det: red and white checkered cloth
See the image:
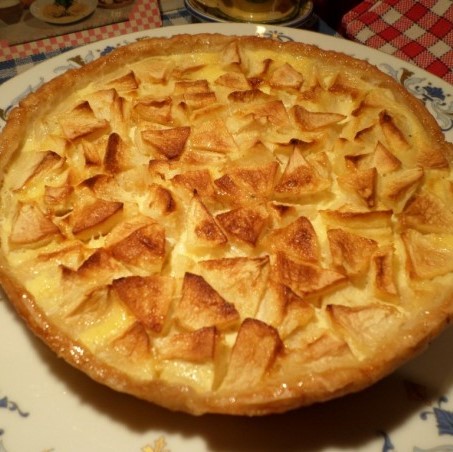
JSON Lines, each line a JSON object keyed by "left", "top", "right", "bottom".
{"left": 341, "top": 0, "right": 453, "bottom": 84}
{"left": 0, "top": 0, "right": 162, "bottom": 62}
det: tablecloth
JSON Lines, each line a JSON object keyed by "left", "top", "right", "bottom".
{"left": 341, "top": 0, "right": 453, "bottom": 84}
{"left": 0, "top": 0, "right": 162, "bottom": 61}
{"left": 0, "top": 6, "right": 191, "bottom": 84}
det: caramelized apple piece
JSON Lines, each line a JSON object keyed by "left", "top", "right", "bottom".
{"left": 105, "top": 71, "right": 139, "bottom": 91}
{"left": 327, "top": 228, "right": 378, "bottom": 277}
{"left": 61, "top": 249, "right": 126, "bottom": 290}
{"left": 321, "top": 209, "right": 392, "bottom": 229}
{"left": 292, "top": 105, "right": 346, "bottom": 130}
{"left": 186, "top": 192, "right": 227, "bottom": 248}
{"left": 259, "top": 279, "right": 315, "bottom": 338}
{"left": 198, "top": 256, "right": 270, "bottom": 319}
{"left": 190, "top": 119, "right": 238, "bottom": 154}
{"left": 133, "top": 97, "right": 173, "bottom": 125}
{"left": 176, "top": 273, "right": 240, "bottom": 331}
{"left": 172, "top": 169, "right": 216, "bottom": 199}
{"left": 328, "top": 303, "right": 402, "bottom": 359}
{"left": 19, "top": 151, "right": 64, "bottom": 190}
{"left": 173, "top": 79, "right": 210, "bottom": 95}
{"left": 220, "top": 318, "right": 283, "bottom": 391}
{"left": 72, "top": 199, "right": 123, "bottom": 239}
{"left": 216, "top": 204, "right": 268, "bottom": 246}
{"left": 266, "top": 216, "right": 320, "bottom": 263}
{"left": 183, "top": 92, "right": 217, "bottom": 110}
{"left": 10, "top": 203, "right": 60, "bottom": 245}
{"left": 275, "top": 147, "right": 330, "bottom": 198}
{"left": 373, "top": 141, "right": 402, "bottom": 174}
{"left": 337, "top": 167, "right": 377, "bottom": 208}
{"left": 111, "top": 322, "right": 151, "bottom": 361}
{"left": 275, "top": 253, "right": 347, "bottom": 299}
{"left": 109, "top": 222, "right": 166, "bottom": 274}
{"left": 381, "top": 167, "right": 423, "bottom": 211}
{"left": 141, "top": 127, "right": 190, "bottom": 159}
{"left": 399, "top": 193, "right": 453, "bottom": 233}
{"left": 402, "top": 229, "right": 453, "bottom": 279}
{"left": 155, "top": 326, "right": 218, "bottom": 363}
{"left": 112, "top": 275, "right": 174, "bottom": 333}
{"left": 371, "top": 246, "right": 398, "bottom": 300}
{"left": 214, "top": 162, "right": 278, "bottom": 204}
{"left": 60, "top": 101, "right": 108, "bottom": 140}
{"left": 215, "top": 72, "right": 250, "bottom": 90}
{"left": 379, "top": 111, "right": 409, "bottom": 152}
{"left": 269, "top": 63, "right": 304, "bottom": 89}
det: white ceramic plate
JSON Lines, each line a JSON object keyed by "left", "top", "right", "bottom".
{"left": 30, "top": 0, "right": 97, "bottom": 24}
{"left": 1, "top": 23, "right": 453, "bottom": 452}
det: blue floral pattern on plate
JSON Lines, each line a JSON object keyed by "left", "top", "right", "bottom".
{"left": 378, "top": 394, "right": 453, "bottom": 451}
{"left": 0, "top": 395, "right": 29, "bottom": 450}
{"left": 380, "top": 63, "right": 453, "bottom": 133}
{"left": 421, "top": 396, "right": 453, "bottom": 437}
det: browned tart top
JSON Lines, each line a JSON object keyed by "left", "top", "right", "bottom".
{"left": 0, "top": 34, "right": 452, "bottom": 415}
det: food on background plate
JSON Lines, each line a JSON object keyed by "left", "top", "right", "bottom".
{"left": 42, "top": 0, "right": 87, "bottom": 18}
{"left": 98, "top": 0, "right": 133, "bottom": 9}
{"left": 0, "top": 34, "right": 452, "bottom": 416}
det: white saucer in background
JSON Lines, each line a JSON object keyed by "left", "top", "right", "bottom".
{"left": 30, "top": 0, "right": 97, "bottom": 24}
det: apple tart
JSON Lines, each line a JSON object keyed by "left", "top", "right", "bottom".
{"left": 0, "top": 34, "right": 452, "bottom": 415}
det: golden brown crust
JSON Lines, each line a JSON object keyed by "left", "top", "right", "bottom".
{"left": 0, "top": 34, "right": 452, "bottom": 416}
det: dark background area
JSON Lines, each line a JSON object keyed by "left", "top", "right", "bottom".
{"left": 313, "top": 0, "right": 364, "bottom": 32}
